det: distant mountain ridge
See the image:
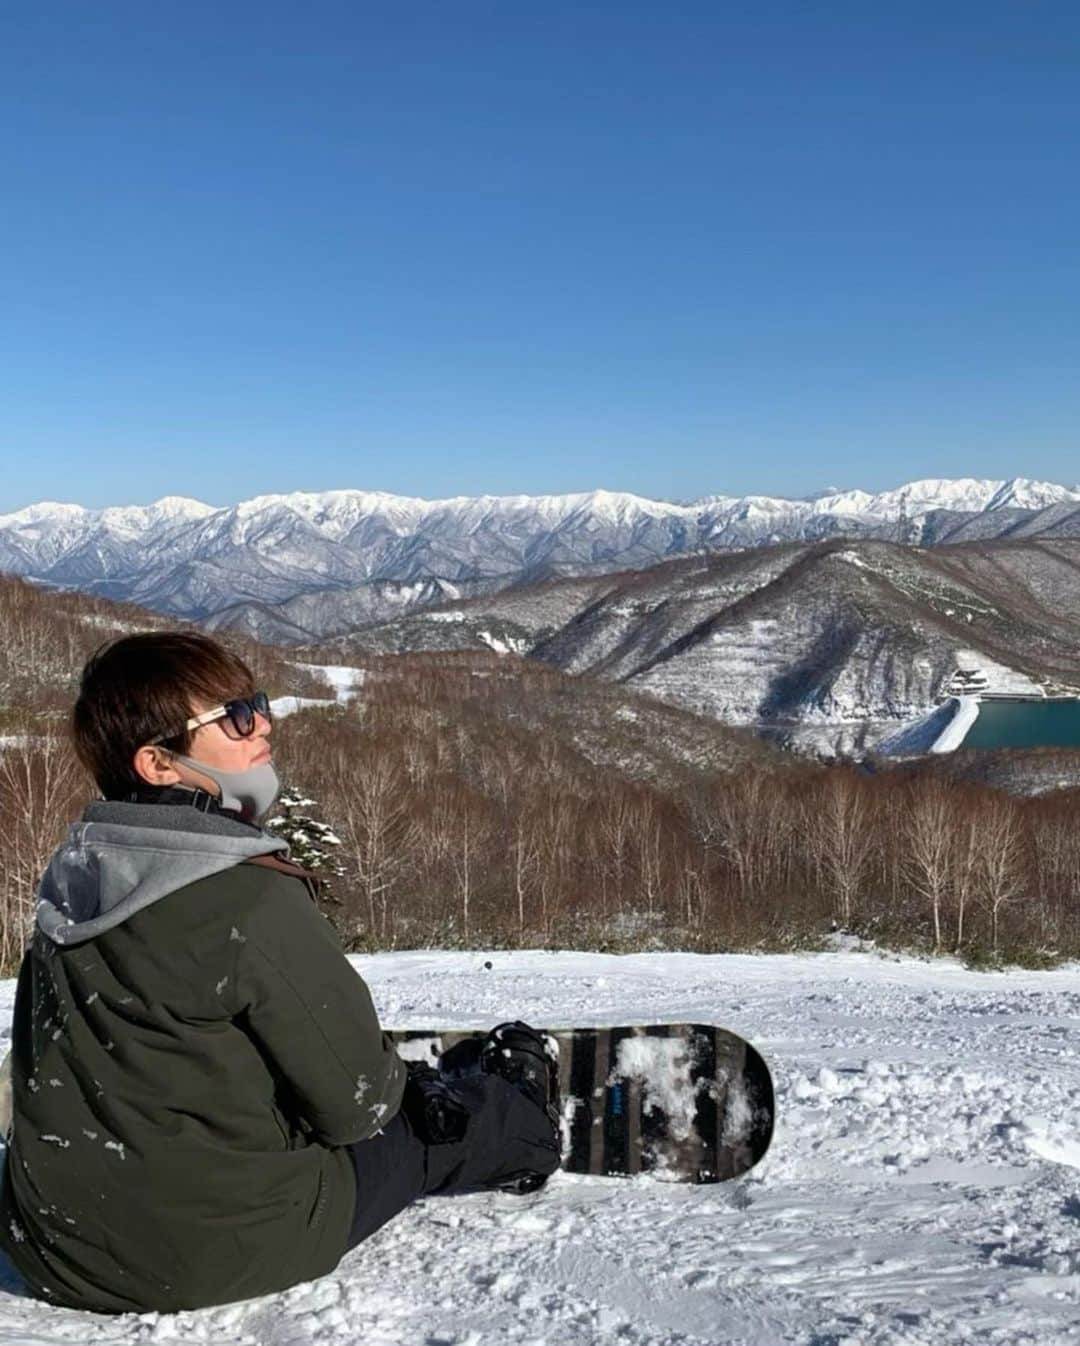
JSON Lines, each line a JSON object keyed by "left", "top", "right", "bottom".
{"left": 3, "top": 477, "right": 1080, "bottom": 641}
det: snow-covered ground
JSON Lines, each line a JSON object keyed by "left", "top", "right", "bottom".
{"left": 951, "top": 651, "right": 1045, "bottom": 700}
{"left": 270, "top": 664, "right": 367, "bottom": 719}
{"left": 1, "top": 947, "right": 1080, "bottom": 1344}
{"left": 268, "top": 695, "right": 337, "bottom": 717}
{"left": 292, "top": 664, "right": 367, "bottom": 700}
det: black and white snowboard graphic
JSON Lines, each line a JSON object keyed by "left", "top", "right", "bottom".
{"left": 390, "top": 1024, "right": 774, "bottom": 1184}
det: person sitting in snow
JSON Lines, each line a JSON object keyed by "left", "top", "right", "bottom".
{"left": 0, "top": 632, "right": 560, "bottom": 1313}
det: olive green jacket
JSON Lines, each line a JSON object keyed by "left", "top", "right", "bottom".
{"left": 0, "top": 798, "right": 406, "bottom": 1313}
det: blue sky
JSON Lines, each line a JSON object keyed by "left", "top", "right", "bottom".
{"left": 2, "top": 1, "right": 1078, "bottom": 511}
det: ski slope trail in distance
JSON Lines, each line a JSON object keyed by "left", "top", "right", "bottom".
{"left": 0, "top": 948, "right": 1079, "bottom": 1345}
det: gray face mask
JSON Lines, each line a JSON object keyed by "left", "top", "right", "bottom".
{"left": 167, "top": 753, "right": 281, "bottom": 824}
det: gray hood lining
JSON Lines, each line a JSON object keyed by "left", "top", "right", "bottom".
{"left": 36, "top": 801, "right": 289, "bottom": 947}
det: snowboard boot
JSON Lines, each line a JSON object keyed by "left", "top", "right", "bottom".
{"left": 480, "top": 1020, "right": 561, "bottom": 1194}
{"left": 401, "top": 1060, "right": 474, "bottom": 1145}
{"left": 437, "top": 1035, "right": 484, "bottom": 1080}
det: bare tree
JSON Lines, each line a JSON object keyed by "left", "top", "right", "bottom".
{"left": 511, "top": 811, "right": 542, "bottom": 937}
{"left": 977, "top": 794, "right": 1026, "bottom": 955}
{"left": 449, "top": 799, "right": 493, "bottom": 944}
{"left": 598, "top": 794, "right": 636, "bottom": 919}
{"left": 634, "top": 796, "right": 664, "bottom": 919}
{"left": 322, "top": 745, "right": 417, "bottom": 945}
{"left": 675, "top": 861, "right": 705, "bottom": 931}
{"left": 902, "top": 778, "right": 953, "bottom": 953}
{"left": 453, "top": 806, "right": 473, "bottom": 942}
{"left": 1029, "top": 801, "right": 1080, "bottom": 949}
{"left": 949, "top": 794, "right": 981, "bottom": 953}
{"left": 711, "top": 773, "right": 788, "bottom": 899}
{"left": 0, "top": 734, "right": 84, "bottom": 970}
{"left": 809, "top": 769, "right": 876, "bottom": 928}
{"left": 534, "top": 793, "right": 574, "bottom": 939}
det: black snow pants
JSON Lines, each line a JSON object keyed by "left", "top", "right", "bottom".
{"left": 345, "top": 1071, "right": 561, "bottom": 1250}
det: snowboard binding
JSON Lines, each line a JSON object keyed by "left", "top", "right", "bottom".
{"left": 464, "top": 1020, "right": 562, "bottom": 1195}
{"left": 480, "top": 1021, "right": 560, "bottom": 1124}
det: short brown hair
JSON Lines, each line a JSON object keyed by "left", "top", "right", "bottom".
{"left": 72, "top": 631, "right": 257, "bottom": 799}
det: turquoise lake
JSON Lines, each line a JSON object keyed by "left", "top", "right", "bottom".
{"left": 961, "top": 699, "right": 1080, "bottom": 749}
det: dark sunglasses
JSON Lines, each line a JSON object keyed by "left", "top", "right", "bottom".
{"left": 150, "top": 691, "right": 272, "bottom": 746}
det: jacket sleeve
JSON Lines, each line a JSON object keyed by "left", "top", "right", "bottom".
{"left": 232, "top": 878, "right": 406, "bottom": 1145}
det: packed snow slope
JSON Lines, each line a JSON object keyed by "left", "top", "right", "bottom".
{"left": 1, "top": 948, "right": 1079, "bottom": 1345}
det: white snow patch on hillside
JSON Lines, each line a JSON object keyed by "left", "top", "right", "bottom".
{"left": 269, "top": 695, "right": 336, "bottom": 718}
{"left": 476, "top": 631, "right": 528, "bottom": 656}
{"left": 292, "top": 663, "right": 366, "bottom": 701}
{"left": 1, "top": 948, "right": 1080, "bottom": 1343}
{"left": 478, "top": 630, "right": 510, "bottom": 654}
{"left": 271, "top": 665, "right": 366, "bottom": 719}
{"left": 953, "top": 651, "right": 1044, "bottom": 698}
{"left": 76, "top": 614, "right": 143, "bottom": 632}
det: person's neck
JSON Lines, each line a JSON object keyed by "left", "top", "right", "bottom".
{"left": 121, "top": 783, "right": 230, "bottom": 815}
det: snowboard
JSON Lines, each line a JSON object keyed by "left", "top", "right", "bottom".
{"left": 390, "top": 1023, "right": 774, "bottom": 1184}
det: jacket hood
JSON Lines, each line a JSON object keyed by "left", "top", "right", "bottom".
{"left": 36, "top": 799, "right": 289, "bottom": 947}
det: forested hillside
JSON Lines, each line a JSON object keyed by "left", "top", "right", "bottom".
{"left": 2, "top": 572, "right": 1080, "bottom": 973}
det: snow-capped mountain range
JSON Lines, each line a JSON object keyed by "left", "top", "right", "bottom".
{"left": 2, "top": 477, "right": 1080, "bottom": 640}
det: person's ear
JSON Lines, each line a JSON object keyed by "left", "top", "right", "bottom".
{"left": 132, "top": 745, "right": 183, "bottom": 788}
